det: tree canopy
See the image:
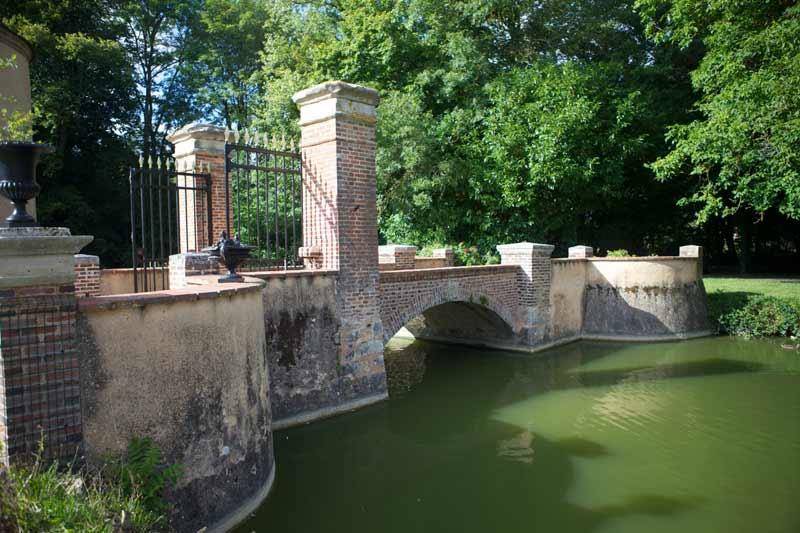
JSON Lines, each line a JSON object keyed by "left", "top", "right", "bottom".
{"left": 1, "top": 0, "right": 797, "bottom": 271}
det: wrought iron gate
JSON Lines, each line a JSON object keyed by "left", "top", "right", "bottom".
{"left": 129, "top": 159, "right": 212, "bottom": 292}
{"left": 225, "top": 132, "right": 303, "bottom": 270}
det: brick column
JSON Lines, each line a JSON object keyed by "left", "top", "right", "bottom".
{"left": 379, "top": 244, "right": 417, "bottom": 270}
{"left": 496, "top": 242, "right": 555, "bottom": 344}
{"left": 73, "top": 254, "right": 100, "bottom": 298}
{"left": 0, "top": 227, "right": 92, "bottom": 465}
{"left": 432, "top": 247, "right": 454, "bottom": 266}
{"left": 167, "top": 123, "right": 230, "bottom": 251}
{"left": 293, "top": 81, "right": 386, "bottom": 390}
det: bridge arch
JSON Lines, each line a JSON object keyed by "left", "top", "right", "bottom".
{"left": 379, "top": 266, "right": 522, "bottom": 343}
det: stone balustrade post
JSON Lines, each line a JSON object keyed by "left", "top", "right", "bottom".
{"left": 293, "top": 81, "right": 387, "bottom": 393}
{"left": 680, "top": 244, "right": 704, "bottom": 277}
{"left": 168, "top": 252, "right": 220, "bottom": 289}
{"left": 167, "top": 123, "right": 231, "bottom": 252}
{"left": 379, "top": 244, "right": 417, "bottom": 270}
{"left": 568, "top": 245, "right": 593, "bottom": 259}
{"left": 496, "top": 242, "right": 555, "bottom": 344}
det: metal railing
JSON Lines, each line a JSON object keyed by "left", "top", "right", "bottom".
{"left": 225, "top": 130, "right": 303, "bottom": 270}
{"left": 129, "top": 158, "right": 212, "bottom": 292}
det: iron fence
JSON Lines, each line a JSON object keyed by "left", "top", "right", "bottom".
{"left": 225, "top": 130, "right": 303, "bottom": 271}
{"left": 129, "top": 158, "right": 212, "bottom": 292}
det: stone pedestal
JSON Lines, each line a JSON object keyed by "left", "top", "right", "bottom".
{"left": 497, "top": 242, "right": 555, "bottom": 344}
{"left": 293, "top": 81, "right": 386, "bottom": 393}
{"left": 0, "top": 227, "right": 92, "bottom": 464}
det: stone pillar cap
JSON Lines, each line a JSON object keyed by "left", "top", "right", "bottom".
{"left": 568, "top": 245, "right": 594, "bottom": 258}
{"left": 379, "top": 244, "right": 417, "bottom": 252}
{"left": 166, "top": 122, "right": 226, "bottom": 144}
{"left": 292, "top": 81, "right": 380, "bottom": 107}
{"left": 496, "top": 242, "right": 555, "bottom": 253}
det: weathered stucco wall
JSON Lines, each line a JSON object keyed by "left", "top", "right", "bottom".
{"left": 582, "top": 257, "right": 709, "bottom": 338}
{"left": 549, "top": 259, "right": 587, "bottom": 340}
{"left": 77, "top": 283, "right": 273, "bottom": 533}
{"left": 256, "top": 271, "right": 385, "bottom": 428}
{"left": 549, "top": 257, "right": 710, "bottom": 341}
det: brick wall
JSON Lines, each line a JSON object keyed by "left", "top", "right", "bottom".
{"left": 379, "top": 265, "right": 521, "bottom": 341}
{"left": 0, "top": 285, "right": 81, "bottom": 464}
{"left": 73, "top": 254, "right": 100, "bottom": 298}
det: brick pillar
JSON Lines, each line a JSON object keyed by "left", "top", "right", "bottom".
{"left": 496, "top": 242, "right": 555, "bottom": 344}
{"left": 0, "top": 227, "right": 92, "bottom": 465}
{"left": 167, "top": 123, "right": 230, "bottom": 251}
{"left": 432, "top": 247, "right": 454, "bottom": 266}
{"left": 379, "top": 245, "right": 417, "bottom": 270}
{"left": 293, "top": 81, "right": 386, "bottom": 391}
{"left": 73, "top": 254, "right": 100, "bottom": 298}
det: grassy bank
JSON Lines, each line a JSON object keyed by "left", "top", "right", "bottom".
{"left": 0, "top": 438, "right": 179, "bottom": 532}
{"left": 704, "top": 276, "right": 800, "bottom": 338}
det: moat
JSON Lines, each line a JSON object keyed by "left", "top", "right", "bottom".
{"left": 240, "top": 337, "right": 800, "bottom": 533}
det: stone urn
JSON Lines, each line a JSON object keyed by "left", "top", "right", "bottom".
{"left": 203, "top": 231, "right": 254, "bottom": 282}
{"left": 0, "top": 142, "right": 53, "bottom": 227}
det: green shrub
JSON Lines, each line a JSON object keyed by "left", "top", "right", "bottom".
{"left": 606, "top": 249, "right": 632, "bottom": 257}
{"left": 5, "top": 438, "right": 180, "bottom": 532}
{"left": 717, "top": 295, "right": 800, "bottom": 338}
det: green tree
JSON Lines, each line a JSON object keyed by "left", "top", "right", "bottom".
{"left": 636, "top": 0, "right": 800, "bottom": 271}
{"left": 2, "top": 1, "right": 138, "bottom": 264}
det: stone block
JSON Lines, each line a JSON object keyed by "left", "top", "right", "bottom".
{"left": 568, "top": 245, "right": 593, "bottom": 259}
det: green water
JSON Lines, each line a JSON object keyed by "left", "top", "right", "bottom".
{"left": 239, "top": 337, "right": 800, "bottom": 533}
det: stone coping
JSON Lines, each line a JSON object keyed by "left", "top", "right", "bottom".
{"left": 380, "top": 264, "right": 518, "bottom": 282}
{"left": 552, "top": 256, "right": 698, "bottom": 262}
{"left": 100, "top": 267, "right": 168, "bottom": 274}
{"left": 246, "top": 269, "right": 338, "bottom": 280}
{"left": 78, "top": 279, "right": 264, "bottom": 311}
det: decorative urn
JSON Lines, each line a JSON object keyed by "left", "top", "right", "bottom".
{"left": 0, "top": 142, "right": 54, "bottom": 227}
{"left": 203, "top": 231, "right": 254, "bottom": 282}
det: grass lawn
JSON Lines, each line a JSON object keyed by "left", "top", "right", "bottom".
{"left": 704, "top": 276, "right": 800, "bottom": 300}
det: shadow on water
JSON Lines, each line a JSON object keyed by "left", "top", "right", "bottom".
{"left": 555, "top": 436, "right": 610, "bottom": 458}
{"left": 568, "top": 358, "right": 766, "bottom": 389}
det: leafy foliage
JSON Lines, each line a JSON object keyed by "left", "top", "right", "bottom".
{"left": 115, "top": 437, "right": 183, "bottom": 515}
{"left": 607, "top": 249, "right": 633, "bottom": 257}
{"left": 716, "top": 295, "right": 800, "bottom": 338}
{"left": 2, "top": 438, "right": 180, "bottom": 532}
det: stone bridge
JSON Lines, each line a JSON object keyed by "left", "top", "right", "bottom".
{"left": 377, "top": 243, "right": 557, "bottom": 350}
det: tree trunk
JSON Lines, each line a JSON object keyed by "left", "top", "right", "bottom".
{"left": 737, "top": 212, "right": 753, "bottom": 274}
